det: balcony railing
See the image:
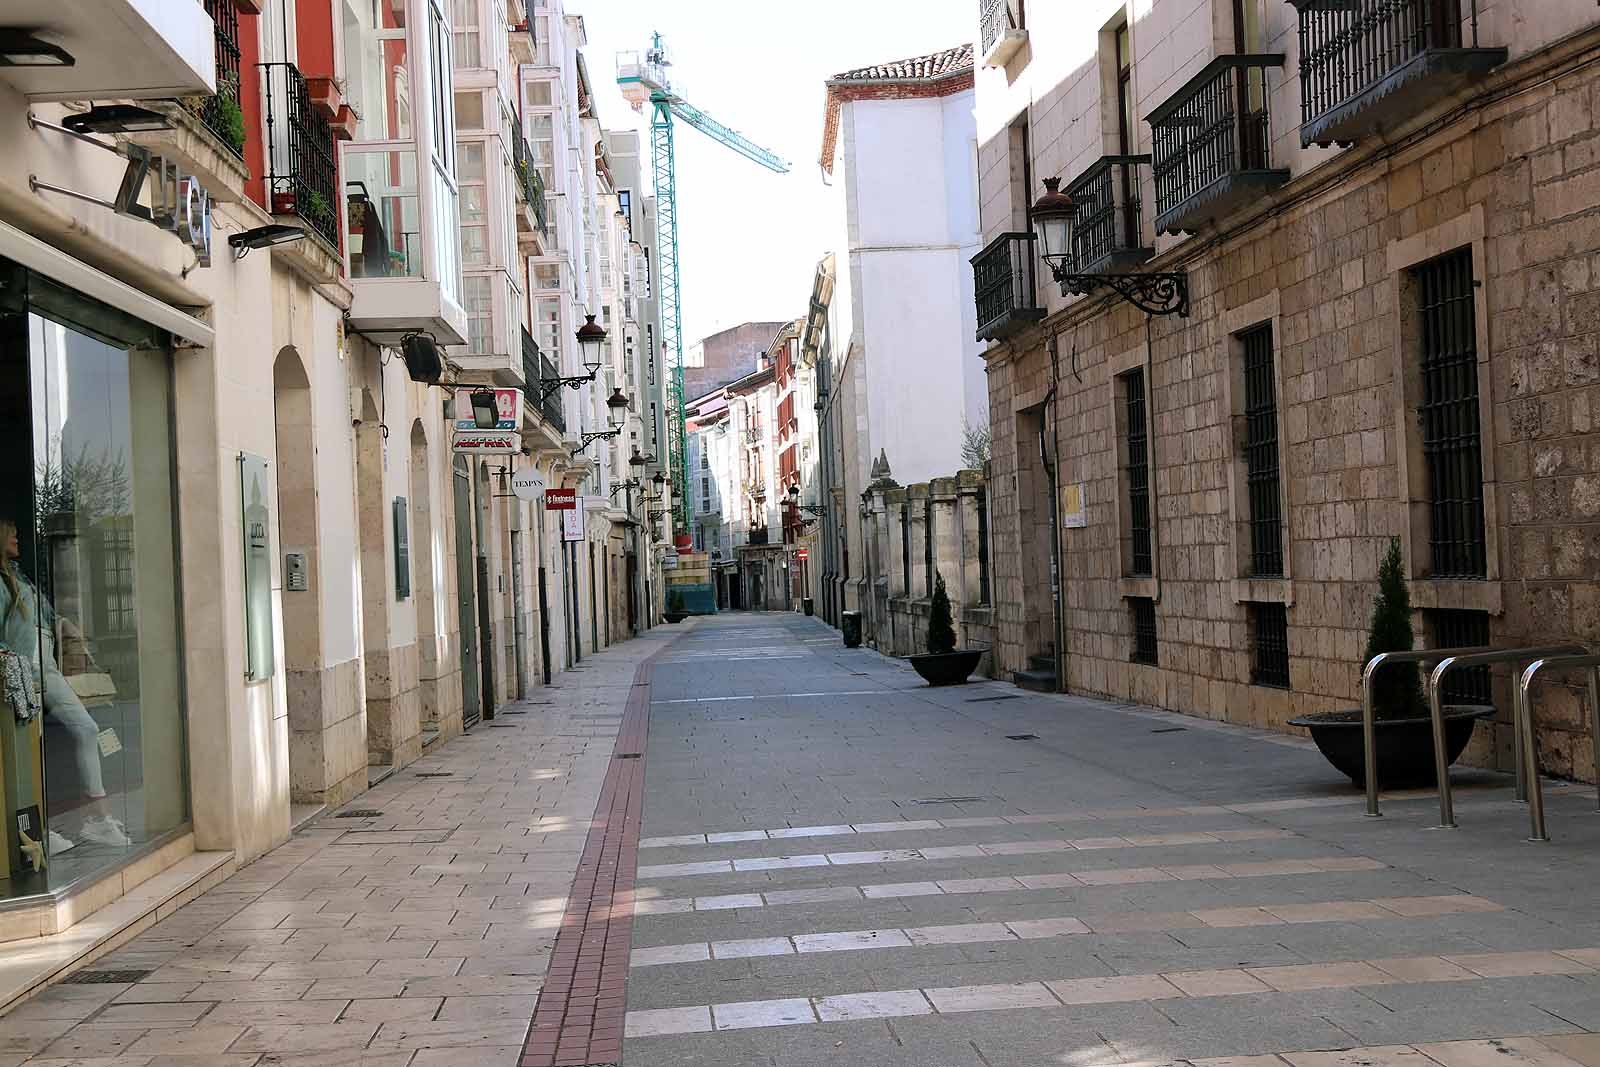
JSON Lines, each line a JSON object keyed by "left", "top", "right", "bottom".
{"left": 980, "top": 0, "right": 1026, "bottom": 66}
{"left": 972, "top": 232, "right": 1045, "bottom": 342}
{"left": 1150, "top": 54, "right": 1289, "bottom": 235}
{"left": 261, "top": 63, "right": 341, "bottom": 250}
{"left": 194, "top": 0, "right": 245, "bottom": 158}
{"left": 748, "top": 527, "right": 771, "bottom": 546}
{"left": 512, "top": 125, "right": 549, "bottom": 235}
{"left": 1291, "top": 0, "right": 1505, "bottom": 148}
{"left": 1064, "top": 155, "right": 1154, "bottom": 280}
{"left": 521, "top": 328, "right": 567, "bottom": 433}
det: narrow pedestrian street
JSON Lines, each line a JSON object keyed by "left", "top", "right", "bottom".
{"left": 6, "top": 614, "right": 1600, "bottom": 1065}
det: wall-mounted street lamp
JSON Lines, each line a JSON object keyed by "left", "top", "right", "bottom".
{"left": 785, "top": 484, "right": 826, "bottom": 518}
{"left": 536, "top": 313, "right": 609, "bottom": 404}
{"left": 609, "top": 478, "right": 643, "bottom": 500}
{"left": 572, "top": 387, "right": 631, "bottom": 455}
{"left": 1031, "top": 177, "right": 1189, "bottom": 318}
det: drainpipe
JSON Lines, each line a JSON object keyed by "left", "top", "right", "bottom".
{"left": 1045, "top": 333, "right": 1064, "bottom": 692}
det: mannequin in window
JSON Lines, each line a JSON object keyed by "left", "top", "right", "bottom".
{"left": 0, "top": 517, "right": 130, "bottom": 850}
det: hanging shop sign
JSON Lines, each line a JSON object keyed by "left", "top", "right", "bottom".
{"left": 30, "top": 140, "right": 214, "bottom": 266}
{"left": 512, "top": 468, "right": 546, "bottom": 502}
{"left": 452, "top": 387, "right": 524, "bottom": 431}
{"left": 451, "top": 428, "right": 521, "bottom": 454}
{"left": 796, "top": 548, "right": 809, "bottom": 561}
{"left": 545, "top": 487, "right": 577, "bottom": 510}
{"left": 561, "top": 496, "right": 585, "bottom": 542}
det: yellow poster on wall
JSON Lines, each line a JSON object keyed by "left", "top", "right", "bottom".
{"left": 1061, "top": 482, "right": 1087, "bottom": 529}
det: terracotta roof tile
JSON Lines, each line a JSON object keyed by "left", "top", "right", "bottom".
{"left": 829, "top": 44, "right": 973, "bottom": 84}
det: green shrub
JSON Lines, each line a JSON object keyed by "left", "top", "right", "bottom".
{"left": 1365, "top": 538, "right": 1426, "bottom": 720}
{"left": 926, "top": 571, "right": 957, "bottom": 655}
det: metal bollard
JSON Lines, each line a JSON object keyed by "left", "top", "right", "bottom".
{"left": 1516, "top": 655, "right": 1600, "bottom": 842}
{"left": 1360, "top": 647, "right": 1489, "bottom": 818}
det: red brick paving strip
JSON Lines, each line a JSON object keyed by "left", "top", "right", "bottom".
{"left": 520, "top": 652, "right": 662, "bottom": 1067}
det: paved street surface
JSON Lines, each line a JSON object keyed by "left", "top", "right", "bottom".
{"left": 5, "top": 613, "right": 1600, "bottom": 1067}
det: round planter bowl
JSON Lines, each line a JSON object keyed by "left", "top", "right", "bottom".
{"left": 909, "top": 649, "right": 984, "bottom": 687}
{"left": 661, "top": 613, "right": 686, "bottom": 624}
{"left": 1287, "top": 705, "right": 1495, "bottom": 788}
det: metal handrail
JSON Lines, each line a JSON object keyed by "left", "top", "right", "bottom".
{"left": 1426, "top": 645, "right": 1588, "bottom": 828}
{"left": 1517, "top": 655, "right": 1600, "bottom": 841}
{"left": 1361, "top": 646, "right": 1491, "bottom": 817}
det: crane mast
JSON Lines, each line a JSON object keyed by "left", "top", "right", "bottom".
{"left": 618, "top": 34, "right": 789, "bottom": 537}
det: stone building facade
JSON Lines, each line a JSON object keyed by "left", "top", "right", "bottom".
{"left": 978, "top": 0, "right": 1600, "bottom": 780}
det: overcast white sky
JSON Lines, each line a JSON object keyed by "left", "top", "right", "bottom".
{"left": 574, "top": 0, "right": 975, "bottom": 348}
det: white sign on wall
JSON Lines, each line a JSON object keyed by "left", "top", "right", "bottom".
{"left": 561, "top": 496, "right": 585, "bottom": 542}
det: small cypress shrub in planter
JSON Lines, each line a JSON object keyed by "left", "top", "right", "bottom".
{"left": 1290, "top": 538, "right": 1494, "bottom": 785}
{"left": 910, "top": 571, "right": 982, "bottom": 686}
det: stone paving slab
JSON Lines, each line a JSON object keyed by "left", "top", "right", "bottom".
{"left": 0, "top": 623, "right": 688, "bottom": 1065}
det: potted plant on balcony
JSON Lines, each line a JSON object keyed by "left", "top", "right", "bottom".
{"left": 909, "top": 572, "right": 984, "bottom": 686}
{"left": 1289, "top": 538, "right": 1493, "bottom": 787}
{"left": 663, "top": 588, "right": 687, "bottom": 624}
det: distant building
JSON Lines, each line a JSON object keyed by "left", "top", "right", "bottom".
{"left": 685, "top": 321, "right": 790, "bottom": 399}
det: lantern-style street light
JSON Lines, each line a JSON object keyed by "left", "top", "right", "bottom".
{"left": 1029, "top": 176, "right": 1189, "bottom": 318}
{"left": 573, "top": 387, "right": 631, "bottom": 455}
{"left": 536, "top": 314, "right": 611, "bottom": 403}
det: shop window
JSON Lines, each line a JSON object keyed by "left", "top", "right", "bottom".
{"left": 0, "top": 263, "right": 187, "bottom": 897}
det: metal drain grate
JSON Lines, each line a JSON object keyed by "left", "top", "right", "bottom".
{"left": 335, "top": 809, "right": 385, "bottom": 818}
{"left": 1005, "top": 734, "right": 1040, "bottom": 741}
{"left": 501, "top": 709, "right": 528, "bottom": 716}
{"left": 912, "top": 796, "right": 986, "bottom": 805}
{"left": 414, "top": 772, "right": 454, "bottom": 778}
{"left": 967, "top": 695, "right": 1021, "bottom": 703}
{"left": 1150, "top": 726, "right": 1187, "bottom": 734}
{"left": 614, "top": 752, "right": 642, "bottom": 759}
{"left": 63, "top": 968, "right": 151, "bottom": 984}
{"left": 488, "top": 723, "right": 518, "bottom": 729}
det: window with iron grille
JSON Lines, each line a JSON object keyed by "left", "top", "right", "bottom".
{"left": 1122, "top": 369, "right": 1152, "bottom": 576}
{"left": 1130, "top": 597, "right": 1158, "bottom": 665}
{"left": 1429, "top": 608, "right": 1491, "bottom": 706}
{"left": 977, "top": 492, "right": 991, "bottom": 605}
{"left": 1250, "top": 602, "right": 1290, "bottom": 687}
{"left": 1240, "top": 324, "right": 1283, "bottom": 576}
{"left": 924, "top": 501, "right": 934, "bottom": 597}
{"left": 1415, "top": 248, "right": 1486, "bottom": 578}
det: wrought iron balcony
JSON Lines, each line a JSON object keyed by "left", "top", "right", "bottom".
{"left": 1291, "top": 0, "right": 1505, "bottom": 148}
{"left": 194, "top": 0, "right": 245, "bottom": 158}
{"left": 980, "top": 0, "right": 1027, "bottom": 67}
{"left": 512, "top": 115, "right": 549, "bottom": 236}
{"left": 972, "top": 232, "right": 1045, "bottom": 342}
{"left": 521, "top": 329, "right": 567, "bottom": 433}
{"left": 747, "top": 527, "right": 771, "bottom": 546}
{"left": 1150, "top": 54, "right": 1289, "bottom": 235}
{"left": 1064, "top": 155, "right": 1155, "bottom": 282}
{"left": 261, "top": 62, "right": 341, "bottom": 249}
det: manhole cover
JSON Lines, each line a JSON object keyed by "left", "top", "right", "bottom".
{"left": 615, "top": 752, "right": 642, "bottom": 759}
{"left": 967, "top": 695, "right": 1020, "bottom": 703}
{"left": 912, "top": 796, "right": 986, "bottom": 805}
{"left": 63, "top": 968, "right": 150, "bottom": 984}
{"left": 335, "top": 809, "right": 385, "bottom": 818}
{"left": 1150, "top": 726, "right": 1187, "bottom": 734}
{"left": 414, "top": 772, "right": 453, "bottom": 778}
{"left": 1005, "top": 734, "right": 1040, "bottom": 741}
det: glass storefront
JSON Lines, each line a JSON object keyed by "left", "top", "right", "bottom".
{"left": 0, "top": 259, "right": 188, "bottom": 899}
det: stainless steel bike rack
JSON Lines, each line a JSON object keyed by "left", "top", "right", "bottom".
{"left": 1516, "top": 654, "right": 1600, "bottom": 842}
{"left": 1425, "top": 644, "right": 1588, "bottom": 829}
{"left": 1361, "top": 646, "right": 1491, "bottom": 818}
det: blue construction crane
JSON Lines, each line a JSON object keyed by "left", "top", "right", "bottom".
{"left": 618, "top": 34, "right": 790, "bottom": 535}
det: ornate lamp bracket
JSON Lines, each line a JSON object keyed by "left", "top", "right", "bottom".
{"left": 1056, "top": 269, "right": 1190, "bottom": 318}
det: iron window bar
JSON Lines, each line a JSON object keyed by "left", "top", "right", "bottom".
{"left": 1130, "top": 597, "right": 1158, "bottom": 665}
{"left": 1250, "top": 602, "right": 1290, "bottom": 687}
{"left": 980, "top": 0, "right": 1019, "bottom": 57}
{"left": 1063, "top": 155, "right": 1155, "bottom": 279}
{"left": 1428, "top": 608, "right": 1490, "bottom": 705}
{"left": 1125, "top": 369, "right": 1152, "bottom": 577}
{"left": 260, "top": 62, "right": 340, "bottom": 249}
{"left": 1240, "top": 324, "right": 1283, "bottom": 577}
{"left": 1148, "top": 53, "right": 1287, "bottom": 236}
{"left": 1415, "top": 249, "right": 1486, "bottom": 578}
